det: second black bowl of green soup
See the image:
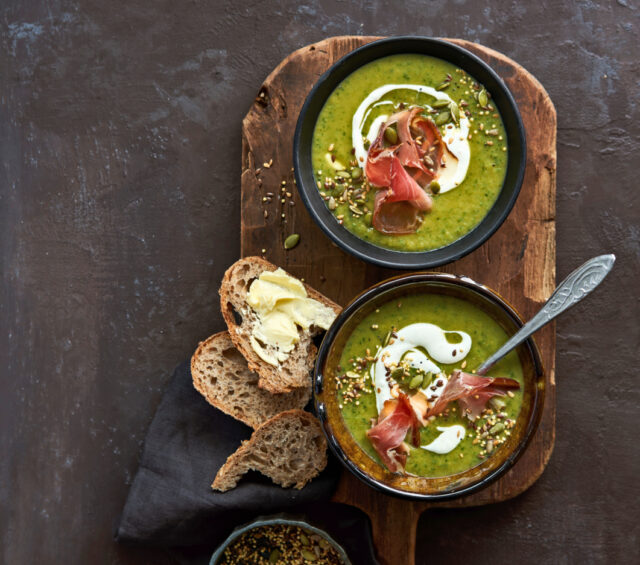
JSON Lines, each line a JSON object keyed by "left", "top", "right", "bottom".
{"left": 293, "top": 37, "right": 526, "bottom": 269}
{"left": 313, "top": 273, "right": 545, "bottom": 500}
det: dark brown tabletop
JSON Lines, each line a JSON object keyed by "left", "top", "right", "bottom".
{"left": 1, "top": 2, "right": 638, "bottom": 564}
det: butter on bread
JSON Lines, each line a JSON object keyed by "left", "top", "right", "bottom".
{"left": 220, "top": 257, "right": 341, "bottom": 393}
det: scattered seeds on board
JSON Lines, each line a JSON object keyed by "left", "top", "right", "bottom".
{"left": 284, "top": 233, "right": 300, "bottom": 250}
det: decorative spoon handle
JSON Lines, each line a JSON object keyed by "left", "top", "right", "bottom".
{"left": 476, "top": 254, "right": 615, "bottom": 375}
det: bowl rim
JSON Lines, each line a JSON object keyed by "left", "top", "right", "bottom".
{"left": 313, "top": 272, "right": 545, "bottom": 501}
{"left": 293, "top": 36, "right": 527, "bottom": 269}
{"left": 209, "top": 515, "right": 353, "bottom": 565}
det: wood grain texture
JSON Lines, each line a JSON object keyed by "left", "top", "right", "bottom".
{"left": 241, "top": 36, "right": 556, "bottom": 565}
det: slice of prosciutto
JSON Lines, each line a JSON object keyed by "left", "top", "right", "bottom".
{"left": 366, "top": 393, "right": 420, "bottom": 473}
{"left": 372, "top": 158, "right": 432, "bottom": 234}
{"left": 413, "top": 370, "right": 520, "bottom": 422}
{"left": 365, "top": 107, "right": 446, "bottom": 235}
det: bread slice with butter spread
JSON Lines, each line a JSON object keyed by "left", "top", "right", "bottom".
{"left": 211, "top": 409, "right": 327, "bottom": 491}
{"left": 220, "top": 257, "right": 341, "bottom": 393}
{"left": 191, "top": 331, "right": 311, "bottom": 429}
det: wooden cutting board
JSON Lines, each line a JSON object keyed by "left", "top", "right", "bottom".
{"left": 240, "top": 36, "right": 556, "bottom": 565}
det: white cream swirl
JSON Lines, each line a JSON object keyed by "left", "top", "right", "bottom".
{"left": 352, "top": 84, "right": 471, "bottom": 193}
{"left": 371, "top": 323, "right": 471, "bottom": 414}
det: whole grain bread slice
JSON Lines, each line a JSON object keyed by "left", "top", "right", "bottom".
{"left": 191, "top": 331, "right": 311, "bottom": 430}
{"left": 220, "top": 257, "right": 341, "bottom": 394}
{"left": 211, "top": 409, "right": 327, "bottom": 491}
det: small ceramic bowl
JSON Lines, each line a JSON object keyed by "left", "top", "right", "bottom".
{"left": 209, "top": 515, "right": 352, "bottom": 565}
{"left": 293, "top": 36, "right": 526, "bottom": 269}
{"left": 313, "top": 273, "right": 545, "bottom": 501}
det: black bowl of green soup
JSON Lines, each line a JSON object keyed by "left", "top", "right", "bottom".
{"left": 293, "top": 37, "right": 526, "bottom": 269}
{"left": 314, "top": 273, "right": 544, "bottom": 500}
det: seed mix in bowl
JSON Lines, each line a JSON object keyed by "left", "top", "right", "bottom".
{"left": 215, "top": 523, "right": 346, "bottom": 564}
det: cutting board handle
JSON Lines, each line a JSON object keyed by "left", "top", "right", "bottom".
{"left": 368, "top": 498, "right": 420, "bottom": 565}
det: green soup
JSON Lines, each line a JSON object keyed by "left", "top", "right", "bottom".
{"left": 336, "top": 293, "right": 523, "bottom": 478}
{"left": 311, "top": 54, "right": 508, "bottom": 251}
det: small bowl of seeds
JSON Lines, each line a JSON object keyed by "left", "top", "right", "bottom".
{"left": 210, "top": 515, "right": 352, "bottom": 565}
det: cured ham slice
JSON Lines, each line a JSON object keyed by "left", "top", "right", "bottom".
{"left": 411, "top": 370, "right": 520, "bottom": 422}
{"left": 395, "top": 107, "right": 428, "bottom": 172}
{"left": 372, "top": 158, "right": 432, "bottom": 234}
{"left": 365, "top": 107, "right": 445, "bottom": 235}
{"left": 457, "top": 391, "right": 503, "bottom": 421}
{"left": 366, "top": 393, "right": 420, "bottom": 473}
{"left": 409, "top": 390, "right": 430, "bottom": 426}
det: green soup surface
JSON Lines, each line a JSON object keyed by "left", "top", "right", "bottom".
{"left": 336, "top": 293, "right": 523, "bottom": 478}
{"left": 312, "top": 54, "right": 508, "bottom": 251}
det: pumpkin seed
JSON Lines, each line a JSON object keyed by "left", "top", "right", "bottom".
{"left": 328, "top": 196, "right": 337, "bottom": 210}
{"left": 478, "top": 88, "right": 488, "bottom": 107}
{"left": 409, "top": 375, "right": 423, "bottom": 389}
{"left": 436, "top": 82, "right": 450, "bottom": 91}
{"left": 284, "top": 233, "right": 300, "bottom": 249}
{"left": 269, "top": 549, "right": 281, "bottom": 563}
{"left": 384, "top": 126, "right": 398, "bottom": 144}
{"left": 351, "top": 167, "right": 363, "bottom": 179}
{"left": 336, "top": 170, "right": 350, "bottom": 179}
{"left": 421, "top": 373, "right": 431, "bottom": 389}
{"left": 431, "top": 98, "right": 449, "bottom": 109}
{"left": 429, "top": 180, "right": 441, "bottom": 194}
{"left": 391, "top": 367, "right": 405, "bottom": 381}
{"left": 301, "top": 549, "right": 317, "bottom": 561}
{"left": 489, "top": 422, "right": 505, "bottom": 435}
{"left": 300, "top": 533, "right": 310, "bottom": 546}
{"left": 489, "top": 397, "right": 506, "bottom": 410}
{"left": 449, "top": 101, "right": 460, "bottom": 123}
{"left": 435, "top": 111, "right": 450, "bottom": 126}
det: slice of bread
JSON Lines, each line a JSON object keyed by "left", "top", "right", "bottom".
{"left": 220, "top": 257, "right": 341, "bottom": 394}
{"left": 191, "top": 331, "right": 310, "bottom": 429}
{"left": 211, "top": 409, "right": 327, "bottom": 491}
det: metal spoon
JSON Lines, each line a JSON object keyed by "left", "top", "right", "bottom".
{"left": 476, "top": 254, "right": 616, "bottom": 375}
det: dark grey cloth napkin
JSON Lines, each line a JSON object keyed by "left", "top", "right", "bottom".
{"left": 114, "top": 361, "right": 343, "bottom": 549}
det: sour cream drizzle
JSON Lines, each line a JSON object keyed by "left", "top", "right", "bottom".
{"left": 371, "top": 323, "right": 472, "bottom": 414}
{"left": 422, "top": 425, "right": 466, "bottom": 454}
{"left": 352, "top": 84, "right": 471, "bottom": 193}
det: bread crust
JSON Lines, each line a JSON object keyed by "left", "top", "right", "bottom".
{"left": 191, "top": 331, "right": 310, "bottom": 429}
{"left": 211, "top": 409, "right": 328, "bottom": 491}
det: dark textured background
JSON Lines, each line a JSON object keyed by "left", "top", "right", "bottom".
{"left": 1, "top": 1, "right": 638, "bottom": 563}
